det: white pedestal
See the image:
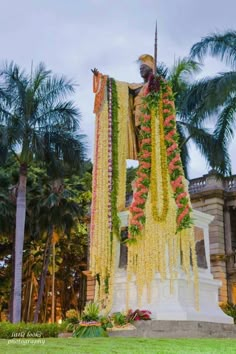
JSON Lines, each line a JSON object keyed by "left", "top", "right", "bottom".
{"left": 112, "top": 269, "right": 233, "bottom": 324}
{"left": 112, "top": 210, "right": 233, "bottom": 324}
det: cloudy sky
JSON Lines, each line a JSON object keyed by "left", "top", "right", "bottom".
{"left": 1, "top": 0, "right": 236, "bottom": 178}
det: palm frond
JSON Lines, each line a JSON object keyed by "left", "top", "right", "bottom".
{"left": 214, "top": 94, "right": 236, "bottom": 144}
{"left": 32, "top": 62, "right": 51, "bottom": 93}
{"left": 170, "top": 57, "right": 201, "bottom": 85}
{"left": 180, "top": 121, "right": 231, "bottom": 175}
{"left": 182, "top": 72, "right": 236, "bottom": 125}
{"left": 190, "top": 30, "right": 236, "bottom": 68}
{"left": 36, "top": 75, "right": 76, "bottom": 106}
{"left": 176, "top": 121, "right": 190, "bottom": 178}
{"left": 0, "top": 61, "right": 86, "bottom": 170}
{"left": 156, "top": 62, "right": 169, "bottom": 78}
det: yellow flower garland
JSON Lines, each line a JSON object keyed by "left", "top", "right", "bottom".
{"left": 90, "top": 98, "right": 114, "bottom": 309}
{"left": 151, "top": 93, "right": 169, "bottom": 222}
{"left": 117, "top": 81, "right": 129, "bottom": 211}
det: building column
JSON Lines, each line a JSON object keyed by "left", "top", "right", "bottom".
{"left": 224, "top": 206, "right": 234, "bottom": 303}
{"left": 224, "top": 206, "right": 232, "bottom": 255}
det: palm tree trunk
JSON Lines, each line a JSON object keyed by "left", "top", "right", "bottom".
{"left": 9, "top": 233, "right": 15, "bottom": 322}
{"left": 43, "top": 280, "right": 49, "bottom": 322}
{"left": 12, "top": 165, "right": 27, "bottom": 323}
{"left": 33, "top": 227, "right": 53, "bottom": 323}
{"left": 51, "top": 241, "right": 55, "bottom": 323}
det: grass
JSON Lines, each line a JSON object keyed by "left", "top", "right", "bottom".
{"left": 1, "top": 337, "right": 236, "bottom": 354}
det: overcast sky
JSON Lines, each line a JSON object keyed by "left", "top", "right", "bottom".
{"left": 1, "top": 0, "right": 236, "bottom": 178}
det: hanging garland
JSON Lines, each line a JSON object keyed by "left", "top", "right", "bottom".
{"left": 109, "top": 78, "right": 120, "bottom": 237}
{"left": 128, "top": 78, "right": 192, "bottom": 240}
{"left": 128, "top": 111, "right": 152, "bottom": 240}
{"left": 150, "top": 92, "right": 169, "bottom": 223}
{"left": 91, "top": 75, "right": 122, "bottom": 310}
{"left": 107, "top": 79, "right": 113, "bottom": 232}
{"left": 127, "top": 77, "right": 198, "bottom": 308}
{"left": 161, "top": 81, "right": 192, "bottom": 232}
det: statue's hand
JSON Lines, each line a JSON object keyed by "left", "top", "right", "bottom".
{"left": 91, "top": 68, "right": 99, "bottom": 76}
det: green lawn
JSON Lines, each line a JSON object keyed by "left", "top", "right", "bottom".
{"left": 1, "top": 337, "right": 236, "bottom": 354}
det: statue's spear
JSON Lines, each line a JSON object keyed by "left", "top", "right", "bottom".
{"left": 154, "top": 21, "right": 157, "bottom": 76}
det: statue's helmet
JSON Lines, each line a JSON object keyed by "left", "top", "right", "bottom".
{"left": 138, "top": 54, "right": 154, "bottom": 71}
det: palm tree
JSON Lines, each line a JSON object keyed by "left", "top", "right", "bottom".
{"left": 157, "top": 58, "right": 231, "bottom": 177}
{"left": 32, "top": 180, "right": 82, "bottom": 323}
{"left": 182, "top": 30, "right": 236, "bottom": 173}
{"left": 0, "top": 62, "right": 86, "bottom": 322}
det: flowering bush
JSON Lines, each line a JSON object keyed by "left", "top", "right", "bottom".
{"left": 126, "top": 309, "right": 152, "bottom": 321}
{"left": 65, "top": 309, "right": 79, "bottom": 323}
{"left": 64, "top": 309, "right": 80, "bottom": 332}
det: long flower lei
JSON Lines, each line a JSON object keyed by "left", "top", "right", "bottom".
{"left": 161, "top": 80, "right": 192, "bottom": 232}
{"left": 129, "top": 77, "right": 192, "bottom": 240}
{"left": 128, "top": 109, "right": 152, "bottom": 240}
{"left": 108, "top": 78, "right": 120, "bottom": 237}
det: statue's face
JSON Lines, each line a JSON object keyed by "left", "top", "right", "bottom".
{"left": 140, "top": 64, "right": 152, "bottom": 80}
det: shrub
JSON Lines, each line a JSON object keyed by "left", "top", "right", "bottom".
{"left": 112, "top": 312, "right": 127, "bottom": 326}
{"left": 100, "top": 315, "right": 113, "bottom": 331}
{"left": 0, "top": 322, "right": 59, "bottom": 339}
{"left": 220, "top": 303, "right": 236, "bottom": 323}
{"left": 64, "top": 309, "right": 80, "bottom": 332}
{"left": 65, "top": 309, "right": 79, "bottom": 323}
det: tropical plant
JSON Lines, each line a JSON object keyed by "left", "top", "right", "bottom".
{"left": 72, "top": 323, "right": 107, "bottom": 338}
{"left": 0, "top": 62, "right": 86, "bottom": 322}
{"left": 156, "top": 58, "right": 231, "bottom": 177}
{"left": 182, "top": 30, "right": 236, "bottom": 174}
{"left": 220, "top": 302, "right": 236, "bottom": 323}
{"left": 64, "top": 309, "right": 80, "bottom": 332}
{"left": 33, "top": 180, "right": 84, "bottom": 323}
{"left": 111, "top": 312, "right": 127, "bottom": 326}
{"left": 72, "top": 302, "right": 108, "bottom": 338}
{"left": 100, "top": 315, "right": 113, "bottom": 331}
{"left": 81, "top": 302, "right": 100, "bottom": 322}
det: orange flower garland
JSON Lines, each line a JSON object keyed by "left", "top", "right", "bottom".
{"left": 161, "top": 82, "right": 192, "bottom": 231}
{"left": 128, "top": 111, "right": 152, "bottom": 239}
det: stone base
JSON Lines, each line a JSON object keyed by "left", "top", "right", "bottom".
{"left": 111, "top": 269, "right": 233, "bottom": 324}
{"left": 109, "top": 320, "right": 236, "bottom": 338}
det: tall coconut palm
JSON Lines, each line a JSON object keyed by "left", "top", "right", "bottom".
{"left": 183, "top": 30, "right": 236, "bottom": 172}
{"left": 157, "top": 58, "right": 231, "bottom": 177}
{"left": 0, "top": 62, "right": 86, "bottom": 322}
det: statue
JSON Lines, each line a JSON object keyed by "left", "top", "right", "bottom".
{"left": 89, "top": 39, "right": 197, "bottom": 311}
{"left": 87, "top": 29, "right": 235, "bottom": 326}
